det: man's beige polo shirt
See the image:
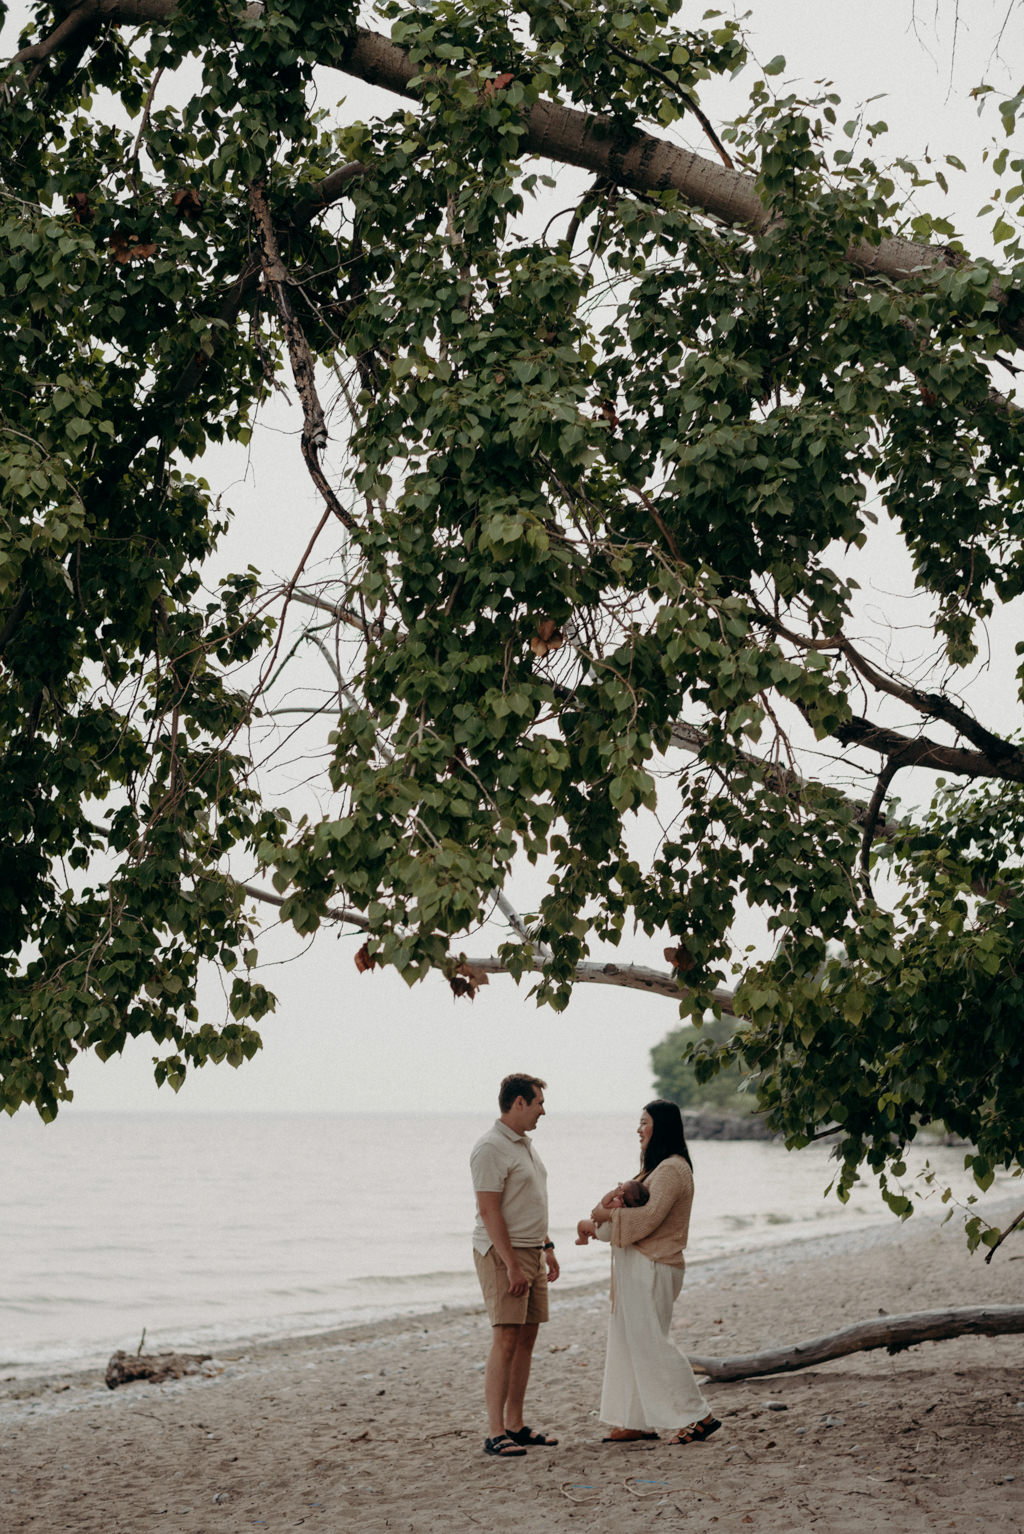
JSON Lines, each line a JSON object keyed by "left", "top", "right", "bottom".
{"left": 470, "top": 1119, "right": 549, "bottom": 1256}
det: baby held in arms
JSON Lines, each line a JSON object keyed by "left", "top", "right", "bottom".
{"left": 576, "top": 1179, "right": 650, "bottom": 1244}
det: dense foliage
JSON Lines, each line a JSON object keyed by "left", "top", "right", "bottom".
{"left": 2, "top": 1, "right": 1023, "bottom": 1238}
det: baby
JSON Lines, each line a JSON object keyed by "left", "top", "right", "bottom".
{"left": 575, "top": 1178, "right": 649, "bottom": 1244}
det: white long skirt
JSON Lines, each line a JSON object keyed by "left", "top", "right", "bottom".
{"left": 599, "top": 1245, "right": 710, "bottom": 1434}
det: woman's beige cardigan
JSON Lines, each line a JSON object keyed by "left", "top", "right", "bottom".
{"left": 608, "top": 1155, "right": 693, "bottom": 1269}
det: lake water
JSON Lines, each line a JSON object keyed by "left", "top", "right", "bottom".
{"left": 0, "top": 1111, "right": 1004, "bottom": 1376}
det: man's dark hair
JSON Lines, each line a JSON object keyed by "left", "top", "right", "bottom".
{"left": 498, "top": 1073, "right": 547, "bottom": 1113}
{"left": 640, "top": 1098, "right": 693, "bottom": 1173}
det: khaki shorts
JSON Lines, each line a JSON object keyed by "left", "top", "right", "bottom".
{"left": 474, "top": 1245, "right": 549, "bottom": 1326}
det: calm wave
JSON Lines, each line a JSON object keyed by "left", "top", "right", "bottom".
{"left": 0, "top": 1111, "right": 1003, "bottom": 1375}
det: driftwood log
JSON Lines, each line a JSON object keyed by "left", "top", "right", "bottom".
{"left": 688, "top": 1305, "right": 1024, "bottom": 1382}
{"left": 105, "top": 1350, "right": 212, "bottom": 1390}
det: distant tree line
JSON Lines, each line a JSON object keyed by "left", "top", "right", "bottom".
{"left": 650, "top": 1018, "right": 758, "bottom": 1116}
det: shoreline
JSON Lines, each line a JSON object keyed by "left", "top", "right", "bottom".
{"left": 2, "top": 1194, "right": 1018, "bottom": 1408}
{"left": 5, "top": 1115, "right": 1010, "bottom": 1396}
{"left": 0, "top": 1201, "right": 947, "bottom": 1392}
{"left": 2, "top": 1203, "right": 1022, "bottom": 1532}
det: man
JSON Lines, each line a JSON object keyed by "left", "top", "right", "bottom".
{"left": 471, "top": 1072, "right": 560, "bottom": 1458}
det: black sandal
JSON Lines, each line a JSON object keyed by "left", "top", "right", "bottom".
{"left": 668, "top": 1414, "right": 721, "bottom": 1445}
{"left": 507, "top": 1425, "right": 559, "bottom": 1447}
{"left": 484, "top": 1434, "right": 527, "bottom": 1457}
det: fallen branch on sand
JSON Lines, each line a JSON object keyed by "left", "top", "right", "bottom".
{"left": 105, "top": 1349, "right": 214, "bottom": 1389}
{"left": 688, "top": 1305, "right": 1024, "bottom": 1381}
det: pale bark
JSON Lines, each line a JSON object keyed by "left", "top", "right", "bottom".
{"left": 240, "top": 882, "right": 371, "bottom": 933}
{"left": 688, "top": 1304, "right": 1024, "bottom": 1381}
{"left": 458, "top": 953, "right": 738, "bottom": 1011}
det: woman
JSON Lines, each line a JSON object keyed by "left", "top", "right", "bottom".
{"left": 589, "top": 1099, "right": 720, "bottom": 1445}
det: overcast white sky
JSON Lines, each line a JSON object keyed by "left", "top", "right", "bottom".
{"left": 5, "top": 1, "right": 1022, "bottom": 1115}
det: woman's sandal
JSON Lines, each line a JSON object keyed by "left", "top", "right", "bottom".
{"left": 484, "top": 1433, "right": 527, "bottom": 1457}
{"left": 507, "top": 1425, "right": 559, "bottom": 1447}
{"left": 668, "top": 1414, "right": 722, "bottom": 1446}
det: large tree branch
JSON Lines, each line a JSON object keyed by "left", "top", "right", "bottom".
{"left": 240, "top": 880, "right": 733, "bottom": 1007}
{"left": 763, "top": 614, "right": 1024, "bottom": 772}
{"left": 8, "top": 0, "right": 105, "bottom": 75}
{"left": 668, "top": 718, "right": 907, "bottom": 840}
{"left": 689, "top": 1304, "right": 1024, "bottom": 1381}
{"left": 839, "top": 637, "right": 1024, "bottom": 768}
{"left": 461, "top": 952, "right": 738, "bottom": 1010}
{"left": 832, "top": 714, "right": 1024, "bottom": 782}
{"left": 859, "top": 759, "right": 902, "bottom": 876}
{"left": 326, "top": 27, "right": 1002, "bottom": 300}
{"left": 290, "top": 159, "right": 367, "bottom": 224}
{"left": 9, "top": 7, "right": 1022, "bottom": 345}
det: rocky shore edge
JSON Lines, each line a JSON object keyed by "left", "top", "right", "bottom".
{"left": 683, "top": 1108, "right": 969, "bottom": 1145}
{"left": 682, "top": 1108, "right": 775, "bottom": 1140}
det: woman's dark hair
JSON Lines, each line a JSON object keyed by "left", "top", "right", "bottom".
{"left": 640, "top": 1099, "right": 693, "bottom": 1174}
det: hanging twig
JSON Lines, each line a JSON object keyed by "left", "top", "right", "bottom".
{"left": 248, "top": 176, "right": 357, "bottom": 533}
{"left": 127, "top": 63, "right": 165, "bottom": 190}
{"left": 984, "top": 1205, "right": 1024, "bottom": 1264}
{"left": 859, "top": 759, "right": 901, "bottom": 876}
{"left": 603, "top": 38, "right": 734, "bottom": 169}
{"left": 562, "top": 176, "right": 611, "bottom": 255}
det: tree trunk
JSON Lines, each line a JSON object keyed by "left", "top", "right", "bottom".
{"left": 687, "top": 1304, "right": 1024, "bottom": 1381}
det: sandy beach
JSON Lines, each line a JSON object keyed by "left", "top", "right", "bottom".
{"left": 2, "top": 1204, "right": 1022, "bottom": 1533}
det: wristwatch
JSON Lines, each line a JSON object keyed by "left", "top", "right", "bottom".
{"left": 542, "top": 1241, "right": 555, "bottom": 1250}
